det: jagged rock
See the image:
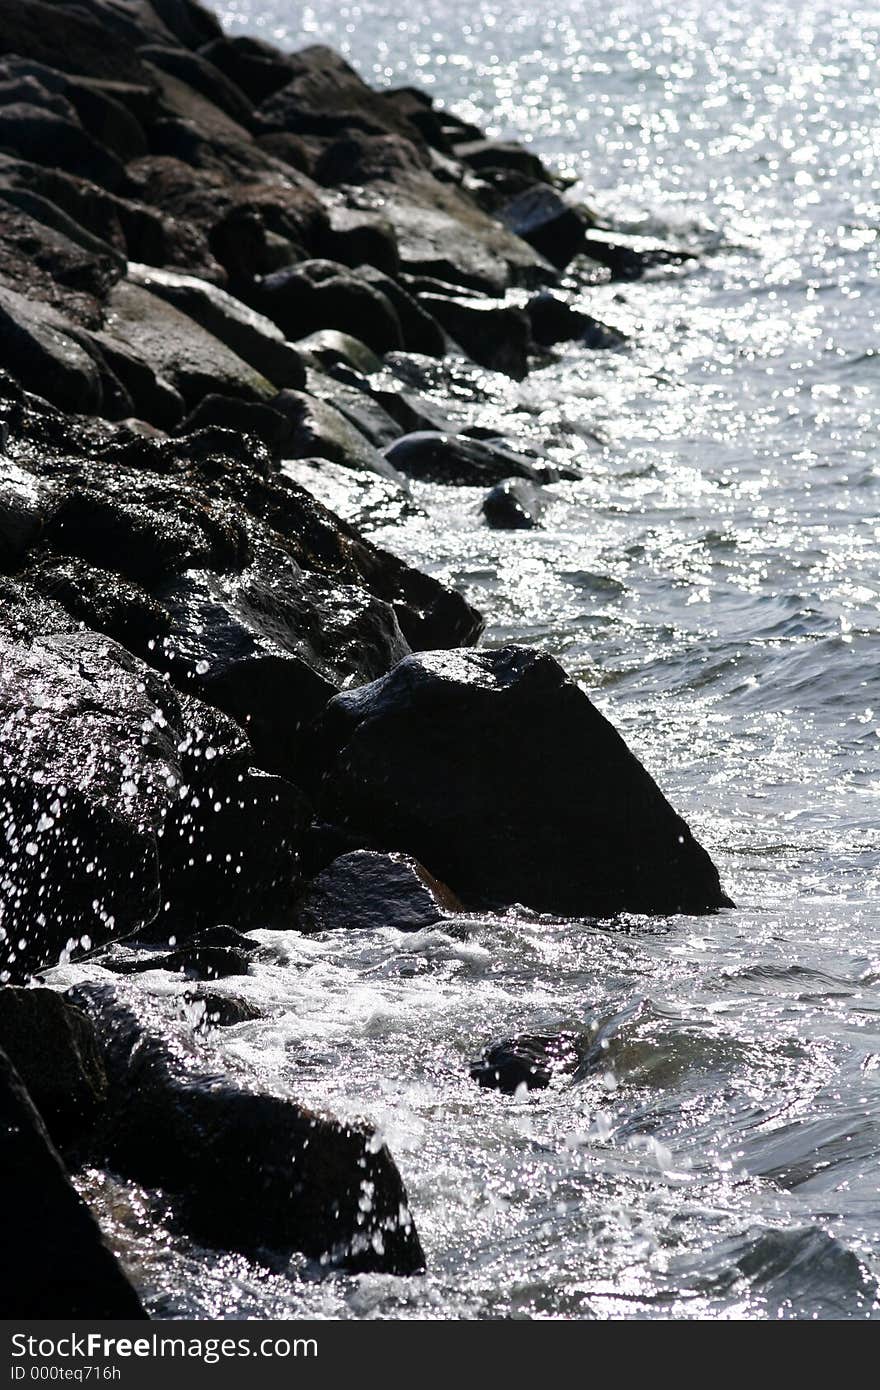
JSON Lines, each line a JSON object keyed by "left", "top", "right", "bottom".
{"left": 128, "top": 262, "right": 306, "bottom": 389}
{"left": 470, "top": 1031, "right": 588, "bottom": 1093}
{"left": 304, "top": 368, "right": 403, "bottom": 449}
{"left": 140, "top": 44, "right": 254, "bottom": 128}
{"left": 383, "top": 431, "right": 563, "bottom": 487}
{"left": 105, "top": 279, "right": 275, "bottom": 409}
{"left": 501, "top": 186, "right": 590, "bottom": 270}
{"left": 0, "top": 1045, "right": 146, "bottom": 1317}
{"left": 482, "top": 478, "right": 546, "bottom": 530}
{"left": 257, "top": 45, "right": 422, "bottom": 144}
{"left": 0, "top": 58, "right": 150, "bottom": 163}
{"left": 0, "top": 459, "right": 47, "bottom": 569}
{"left": 0, "top": 987, "right": 108, "bottom": 1144}
{"left": 0, "top": 1, "right": 152, "bottom": 87}
{"left": 305, "top": 645, "right": 734, "bottom": 917}
{"left": 419, "top": 291, "right": 532, "bottom": 378}
{"left": 73, "top": 984, "right": 425, "bottom": 1274}
{"left": 294, "top": 850, "right": 462, "bottom": 934}
{"left": 0, "top": 629, "right": 305, "bottom": 979}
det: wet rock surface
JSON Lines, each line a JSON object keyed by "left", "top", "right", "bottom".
{"left": 293, "top": 849, "right": 462, "bottom": 934}
{"left": 306, "top": 645, "right": 732, "bottom": 918}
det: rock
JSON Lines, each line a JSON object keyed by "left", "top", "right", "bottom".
{"left": 199, "top": 35, "right": 295, "bottom": 105}
{"left": 0, "top": 1045, "right": 146, "bottom": 1317}
{"left": 114, "top": 944, "right": 254, "bottom": 980}
{"left": 0, "top": 191, "right": 125, "bottom": 322}
{"left": 580, "top": 228, "right": 696, "bottom": 281}
{"left": 454, "top": 139, "right": 551, "bottom": 184}
{"left": 379, "top": 172, "right": 554, "bottom": 294}
{"left": 0, "top": 628, "right": 304, "bottom": 979}
{"left": 176, "top": 393, "right": 295, "bottom": 456}
{"left": 0, "top": 459, "right": 47, "bottom": 568}
{"left": 305, "top": 645, "right": 734, "bottom": 917}
{"left": 418, "top": 291, "right": 532, "bottom": 378}
{"left": 313, "top": 132, "right": 428, "bottom": 187}
{"left": 155, "top": 544, "right": 411, "bottom": 776}
{"left": 295, "top": 329, "right": 383, "bottom": 376}
{"left": 470, "top": 1031, "right": 587, "bottom": 1093}
{"left": 271, "top": 388, "right": 403, "bottom": 482}
{"left": 325, "top": 206, "right": 400, "bottom": 277}
{"left": 255, "top": 261, "right": 404, "bottom": 356}
{"left": 304, "top": 368, "right": 403, "bottom": 449}
{"left": 140, "top": 44, "right": 254, "bottom": 128}
{"left": 525, "top": 292, "right": 627, "bottom": 350}
{"left": 482, "top": 478, "right": 546, "bottom": 530}
{"left": 294, "top": 850, "right": 462, "bottom": 934}
{"left": 0, "top": 1, "right": 152, "bottom": 87}
{"left": 0, "top": 284, "right": 103, "bottom": 413}
{"left": 0, "top": 102, "right": 126, "bottom": 192}
{"left": 182, "top": 988, "right": 264, "bottom": 1030}
{"left": 74, "top": 984, "right": 425, "bottom": 1274}
{"left": 105, "top": 279, "right": 275, "bottom": 409}
{"left": 0, "top": 60, "right": 150, "bottom": 163}
{"left": 500, "top": 186, "right": 590, "bottom": 270}
{"left": 257, "top": 45, "right": 422, "bottom": 144}
{"left": 0, "top": 987, "right": 108, "bottom": 1144}
{"left": 147, "top": 0, "right": 223, "bottom": 50}
{"left": 355, "top": 265, "right": 447, "bottom": 357}
{"left": 128, "top": 263, "right": 306, "bottom": 389}
{"left": 383, "top": 432, "right": 561, "bottom": 487}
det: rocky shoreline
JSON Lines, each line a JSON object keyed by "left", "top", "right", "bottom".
{"left": 0, "top": 0, "right": 729, "bottom": 1317}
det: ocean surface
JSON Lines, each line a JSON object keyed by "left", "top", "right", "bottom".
{"left": 69, "top": 1, "right": 880, "bottom": 1318}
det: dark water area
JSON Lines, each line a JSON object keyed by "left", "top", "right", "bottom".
{"left": 59, "top": 1, "right": 880, "bottom": 1317}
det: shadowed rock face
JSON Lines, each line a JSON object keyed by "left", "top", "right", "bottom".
{"left": 305, "top": 646, "right": 733, "bottom": 918}
{"left": 0, "top": 1045, "right": 146, "bottom": 1318}
{"left": 293, "top": 849, "right": 462, "bottom": 934}
{"left": 73, "top": 984, "right": 426, "bottom": 1275}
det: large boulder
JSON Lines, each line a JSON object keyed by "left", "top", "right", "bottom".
{"left": 418, "top": 291, "right": 532, "bottom": 378}
{"left": 0, "top": 1045, "right": 146, "bottom": 1317}
{"left": 254, "top": 260, "right": 404, "bottom": 356}
{"left": 74, "top": 984, "right": 425, "bottom": 1274}
{"left": 305, "top": 645, "right": 733, "bottom": 917}
{"left": 500, "top": 186, "right": 591, "bottom": 270}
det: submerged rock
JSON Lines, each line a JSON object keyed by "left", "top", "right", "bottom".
{"left": 293, "top": 850, "right": 462, "bottom": 934}
{"left": 482, "top": 478, "right": 546, "bottom": 530}
{"left": 74, "top": 984, "right": 426, "bottom": 1274}
{"left": 305, "top": 645, "right": 733, "bottom": 918}
{"left": 0, "top": 1045, "right": 146, "bottom": 1317}
{"left": 384, "top": 431, "right": 562, "bottom": 487}
{"left": 470, "top": 1031, "right": 588, "bottom": 1093}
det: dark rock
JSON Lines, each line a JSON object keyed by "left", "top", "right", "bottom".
{"left": 500, "top": 186, "right": 590, "bottom": 270}
{"left": 74, "top": 984, "right": 426, "bottom": 1274}
{"left": 0, "top": 987, "right": 108, "bottom": 1145}
{"left": 383, "top": 432, "right": 561, "bottom": 487}
{"left": 355, "top": 266, "right": 447, "bottom": 357}
{"left": 526, "top": 292, "right": 627, "bottom": 350}
{"left": 258, "top": 45, "right": 422, "bottom": 144}
{"left": 183, "top": 988, "right": 264, "bottom": 1029}
{"left": 199, "top": 35, "right": 294, "bottom": 106}
{"left": 155, "top": 545, "right": 411, "bottom": 776}
{"left": 305, "top": 645, "right": 734, "bottom": 917}
{"left": 0, "top": 59, "right": 150, "bottom": 163}
{"left": 86, "top": 328, "right": 186, "bottom": 427}
{"left": 140, "top": 44, "right": 254, "bottom": 128}
{"left": 419, "top": 291, "right": 532, "bottom": 378}
{"left": 0, "top": 102, "right": 125, "bottom": 192}
{"left": 325, "top": 207, "right": 399, "bottom": 276}
{"left": 294, "top": 850, "right": 462, "bottom": 934}
{"left": 454, "top": 139, "right": 551, "bottom": 184}
{"left": 176, "top": 393, "right": 293, "bottom": 456}
{"left": 271, "top": 388, "right": 403, "bottom": 481}
{"left": 128, "top": 263, "right": 306, "bottom": 388}
{"left": 0, "top": 1045, "right": 146, "bottom": 1317}
{"left": 114, "top": 944, "right": 254, "bottom": 980}
{"left": 0, "top": 0, "right": 152, "bottom": 86}
{"left": 0, "top": 459, "right": 47, "bottom": 569}
{"left": 295, "top": 329, "right": 383, "bottom": 376}
{"left": 470, "top": 1031, "right": 587, "bottom": 1093}
{"left": 313, "top": 132, "right": 427, "bottom": 187}
{"left": 0, "top": 629, "right": 305, "bottom": 979}
{"left": 304, "top": 369, "right": 403, "bottom": 449}
{"left": 580, "top": 228, "right": 696, "bottom": 281}
{"left": 105, "top": 279, "right": 275, "bottom": 409}
{"left": 147, "top": 0, "right": 223, "bottom": 51}
{"left": 482, "top": 478, "right": 546, "bottom": 530}
{"left": 0, "top": 284, "right": 103, "bottom": 413}
{"left": 255, "top": 261, "right": 404, "bottom": 356}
